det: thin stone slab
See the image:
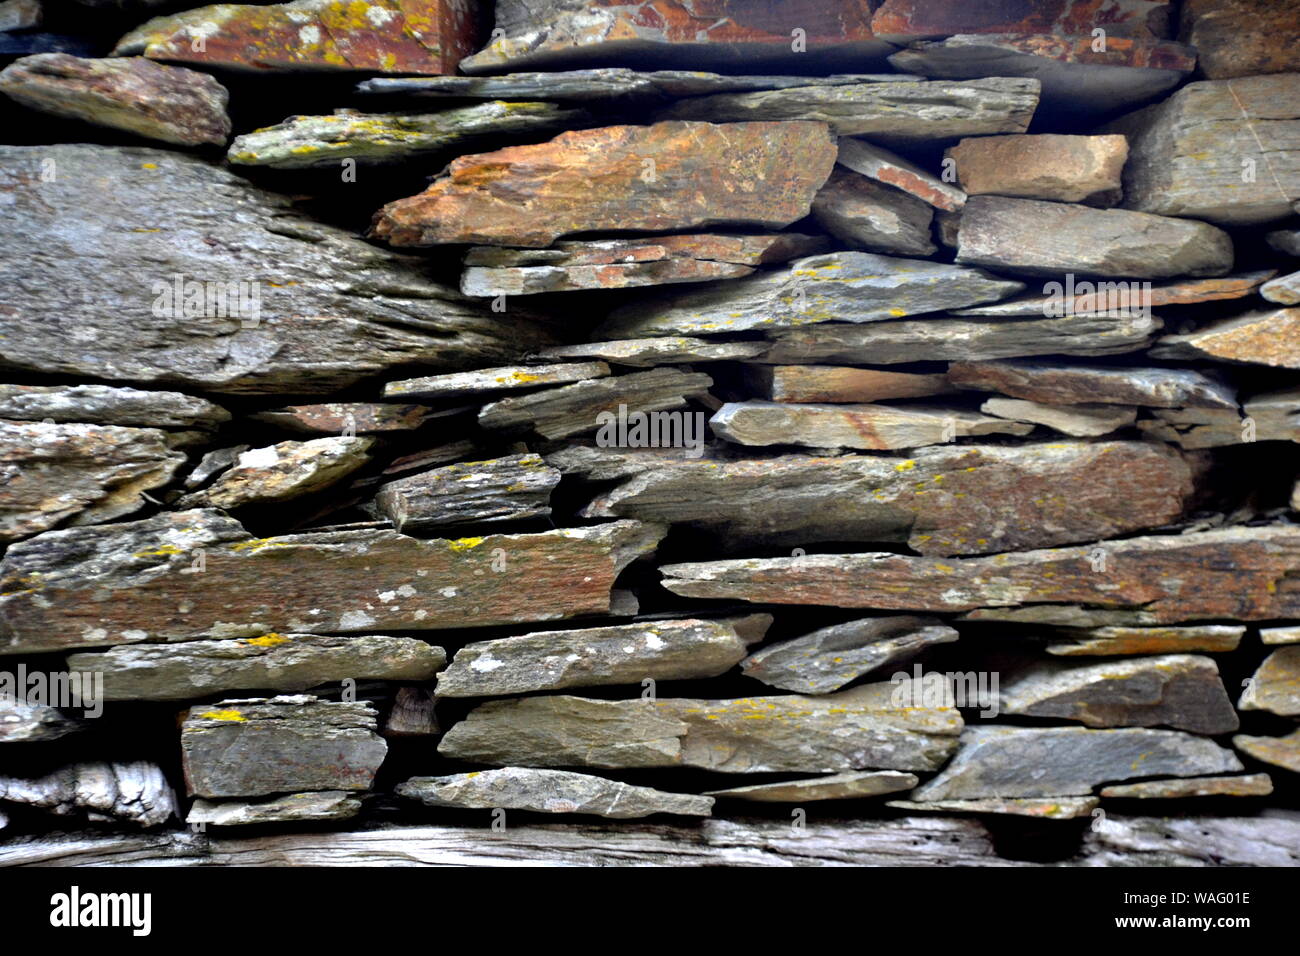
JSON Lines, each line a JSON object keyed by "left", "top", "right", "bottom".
{"left": 659, "top": 526, "right": 1300, "bottom": 624}
{"left": 575, "top": 440, "right": 1199, "bottom": 555}
{"left": 911, "top": 726, "right": 1243, "bottom": 800}
{"left": 229, "top": 102, "right": 583, "bottom": 169}
{"left": 178, "top": 437, "right": 373, "bottom": 509}
{"left": 1261, "top": 625, "right": 1300, "bottom": 645}
{"left": 479, "top": 368, "right": 712, "bottom": 440}
{"left": 886, "top": 797, "right": 1099, "bottom": 819}
{"left": 952, "top": 271, "right": 1275, "bottom": 316}
{"left": 188, "top": 791, "right": 362, "bottom": 826}
{"left": 181, "top": 695, "right": 386, "bottom": 798}
{"left": 439, "top": 681, "right": 963, "bottom": 773}
{"left": 398, "top": 768, "right": 712, "bottom": 818}
{"left": 1045, "top": 625, "right": 1245, "bottom": 656}
{"left": 812, "top": 168, "right": 935, "bottom": 256}
{"left": 1233, "top": 728, "right": 1300, "bottom": 774}
{"left": 1261, "top": 271, "right": 1300, "bottom": 305}
{"left": 980, "top": 398, "right": 1136, "bottom": 437}
{"left": 1239, "top": 646, "right": 1300, "bottom": 716}
{"left": 747, "top": 366, "right": 955, "bottom": 404}
{"left": 598, "top": 252, "right": 1025, "bottom": 339}
{"left": 0, "top": 761, "right": 176, "bottom": 827}
{"left": 0, "top": 700, "right": 82, "bottom": 743}
{"left": 371, "top": 121, "right": 837, "bottom": 248}
{"left": 373, "top": 454, "right": 559, "bottom": 533}
{"left": 709, "top": 401, "right": 1033, "bottom": 451}
{"left": 945, "top": 134, "right": 1127, "bottom": 205}
{"left": 999, "top": 654, "right": 1239, "bottom": 733}
{"left": 435, "top": 617, "right": 760, "bottom": 697}
{"left": 0, "top": 510, "right": 664, "bottom": 651}
{"left": 0, "top": 145, "right": 552, "bottom": 393}
{"left": 870, "top": 0, "right": 1177, "bottom": 42}
{"left": 956, "top": 196, "right": 1234, "bottom": 279}
{"left": 706, "top": 771, "right": 918, "bottom": 803}
{"left": 0, "top": 384, "right": 229, "bottom": 429}
{"left": 836, "top": 137, "right": 965, "bottom": 211}
{"left": 1100, "top": 774, "right": 1274, "bottom": 799}
{"left": 250, "top": 402, "right": 433, "bottom": 435}
{"left": 948, "top": 359, "right": 1237, "bottom": 409}
{"left": 0, "top": 53, "right": 230, "bottom": 145}
{"left": 1137, "top": 387, "right": 1300, "bottom": 447}
{"left": 1150, "top": 308, "right": 1300, "bottom": 369}
{"left": 533, "top": 339, "right": 767, "bottom": 368}
{"left": 383, "top": 362, "right": 609, "bottom": 401}
{"left": 742, "top": 617, "right": 957, "bottom": 694}
{"left": 66, "top": 634, "right": 445, "bottom": 702}
{"left": 1106, "top": 74, "right": 1300, "bottom": 226}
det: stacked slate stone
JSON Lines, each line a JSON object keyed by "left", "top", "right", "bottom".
{"left": 0, "top": 0, "right": 1298, "bottom": 867}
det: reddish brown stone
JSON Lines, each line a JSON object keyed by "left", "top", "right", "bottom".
{"left": 872, "top": 0, "right": 1175, "bottom": 41}
{"left": 1179, "top": 0, "right": 1300, "bottom": 79}
{"left": 372, "top": 121, "right": 836, "bottom": 248}
{"left": 1152, "top": 308, "right": 1300, "bottom": 369}
{"left": 954, "top": 271, "right": 1275, "bottom": 316}
{"left": 746, "top": 365, "right": 955, "bottom": 404}
{"left": 251, "top": 402, "right": 433, "bottom": 434}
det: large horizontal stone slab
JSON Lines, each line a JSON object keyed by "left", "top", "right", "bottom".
{"left": 656, "top": 77, "right": 1039, "bottom": 144}
{"left": 0, "top": 384, "right": 229, "bottom": 429}
{"left": 66, "top": 634, "right": 445, "bottom": 702}
{"left": 178, "top": 437, "right": 374, "bottom": 510}
{"left": 598, "top": 252, "right": 1025, "bottom": 339}
{"left": 576, "top": 441, "right": 1199, "bottom": 555}
{"left": 706, "top": 771, "right": 917, "bottom": 803}
{"left": 181, "top": 695, "right": 386, "bottom": 798}
{"left": 371, "top": 122, "right": 836, "bottom": 248}
{"left": 398, "top": 768, "right": 713, "bottom": 818}
{"left": 1045, "top": 625, "right": 1245, "bottom": 656}
{"left": 457, "top": 0, "right": 896, "bottom": 74}
{"left": 0, "top": 510, "right": 664, "bottom": 652}
{"left": 435, "top": 617, "right": 760, "bottom": 697}
{"left": 0, "top": 53, "right": 230, "bottom": 145}
{"left": 1000, "top": 655, "right": 1239, "bottom": 733}
{"left": 1101, "top": 774, "right": 1273, "bottom": 799}
{"left": 912, "top": 726, "right": 1243, "bottom": 799}
{"left": 228, "top": 102, "right": 584, "bottom": 169}
{"left": 439, "top": 681, "right": 963, "bottom": 773}
{"left": 1106, "top": 74, "right": 1300, "bottom": 226}
{"left": 659, "top": 526, "right": 1300, "bottom": 624}
{"left": 1150, "top": 308, "right": 1300, "bottom": 369}
{"left": 1239, "top": 647, "right": 1300, "bottom": 716}
{"left": 870, "top": 0, "right": 1176, "bottom": 42}
{"left": 945, "top": 134, "right": 1127, "bottom": 205}
{"left": 947, "top": 359, "right": 1237, "bottom": 408}
{"left": 115, "top": 0, "right": 479, "bottom": 74}
{"left": 373, "top": 453, "right": 559, "bottom": 533}
{"left": 886, "top": 797, "right": 1099, "bottom": 819}
{"left": 748, "top": 365, "right": 956, "bottom": 404}
{"left": 951, "top": 271, "right": 1275, "bottom": 316}
{"left": 383, "top": 362, "right": 609, "bottom": 401}
{"left": 1179, "top": 0, "right": 1300, "bottom": 79}
{"left": 811, "top": 168, "right": 935, "bottom": 255}
{"left": 0, "top": 761, "right": 176, "bottom": 827}
{"left": 0, "top": 420, "right": 187, "bottom": 543}
{"left": 956, "top": 196, "right": 1233, "bottom": 279}
{"left": 758, "top": 312, "right": 1159, "bottom": 364}
{"left": 0, "top": 145, "right": 552, "bottom": 393}
{"left": 188, "top": 791, "right": 362, "bottom": 826}
{"left": 533, "top": 339, "right": 767, "bottom": 368}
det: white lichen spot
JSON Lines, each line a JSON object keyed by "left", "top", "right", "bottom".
{"left": 338, "top": 609, "right": 375, "bottom": 629}
{"left": 469, "top": 654, "right": 505, "bottom": 673}
{"left": 298, "top": 25, "right": 322, "bottom": 46}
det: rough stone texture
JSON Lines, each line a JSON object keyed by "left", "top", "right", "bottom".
{"left": 953, "top": 271, "right": 1273, "bottom": 316}
{"left": 1239, "top": 646, "right": 1300, "bottom": 716}
{"left": 459, "top": 0, "right": 897, "bottom": 74}
{"left": 250, "top": 403, "right": 433, "bottom": 435}
{"left": 0, "top": 54, "right": 230, "bottom": 145}
{"left": 812, "top": 168, "right": 936, "bottom": 256}
{"left": 181, "top": 695, "right": 387, "bottom": 798}
{"left": 229, "top": 102, "right": 583, "bottom": 169}
{"left": 1000, "top": 654, "right": 1239, "bottom": 733}
{"left": 384, "top": 362, "right": 609, "bottom": 400}
{"left": 178, "top": 437, "right": 374, "bottom": 510}
{"left": 1101, "top": 774, "right": 1274, "bottom": 799}
{"left": 870, "top": 0, "right": 1176, "bottom": 41}
{"left": 1261, "top": 270, "right": 1300, "bottom": 305}
{"left": 575, "top": 441, "right": 1200, "bottom": 555}
{"left": 372, "top": 122, "right": 836, "bottom": 248}
{"left": 760, "top": 311, "right": 1159, "bottom": 364}
{"left": 66, "top": 634, "right": 445, "bottom": 702}
{"left": 0, "top": 0, "right": 40, "bottom": 32}
{"left": 659, "top": 525, "right": 1300, "bottom": 624}
{"left": 398, "top": 768, "right": 713, "bottom": 818}
{"left": 534, "top": 339, "right": 767, "bottom": 367}
{"left": 1269, "top": 228, "right": 1300, "bottom": 256}
{"left": 188, "top": 791, "right": 362, "bottom": 826}
{"left": 1234, "top": 728, "right": 1300, "bottom": 774}
{"left": 948, "top": 359, "right": 1237, "bottom": 408}
{"left": 912, "top": 726, "right": 1244, "bottom": 799}
{"left": 1045, "top": 625, "right": 1245, "bottom": 656}
{"left": 0, "top": 384, "right": 229, "bottom": 430}
{"left": 657, "top": 77, "right": 1039, "bottom": 144}
{"left": 710, "top": 401, "right": 1033, "bottom": 451}
{"left": 956, "top": 196, "right": 1234, "bottom": 279}
{"left": 1106, "top": 74, "right": 1300, "bottom": 226}
{"left": 374, "top": 453, "right": 559, "bottom": 533}
{"left": 706, "top": 771, "right": 918, "bottom": 803}
{"left": 742, "top": 617, "right": 958, "bottom": 694}
{"left": 981, "top": 398, "right": 1136, "bottom": 437}
{"left": 1262, "top": 625, "right": 1300, "bottom": 646}
{"left": 1137, "top": 387, "right": 1300, "bottom": 448}
{"left": 1179, "top": 0, "right": 1300, "bottom": 79}
{"left": 0, "top": 146, "right": 553, "bottom": 394}
{"left": 0, "top": 700, "right": 82, "bottom": 743}
{"left": 0, "top": 420, "right": 187, "bottom": 543}
{"left": 946, "top": 134, "right": 1127, "bottom": 205}
{"left": 599, "top": 252, "right": 1025, "bottom": 339}
{"left": 479, "top": 368, "right": 713, "bottom": 440}
{"left": 886, "top": 797, "right": 1100, "bottom": 819}
{"left": 439, "top": 681, "right": 963, "bottom": 773}
{"left": 115, "top": 0, "right": 480, "bottom": 74}
{"left": 0, "top": 510, "right": 664, "bottom": 651}
{"left": 887, "top": 35, "right": 1194, "bottom": 116}
{"left": 747, "top": 365, "right": 956, "bottom": 404}
{"left": 1150, "top": 309, "right": 1300, "bottom": 369}
{"left": 0, "top": 761, "right": 176, "bottom": 827}
{"left": 836, "top": 136, "right": 965, "bottom": 211}
{"left": 435, "top": 617, "right": 758, "bottom": 697}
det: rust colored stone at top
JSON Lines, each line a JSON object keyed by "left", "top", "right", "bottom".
{"left": 113, "top": 0, "right": 480, "bottom": 74}
{"left": 1179, "top": 0, "right": 1300, "bottom": 79}
{"left": 871, "top": 0, "right": 1175, "bottom": 41}
{"left": 372, "top": 121, "right": 837, "bottom": 248}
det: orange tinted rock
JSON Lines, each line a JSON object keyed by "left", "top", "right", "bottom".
{"left": 946, "top": 134, "right": 1127, "bottom": 206}
{"left": 1151, "top": 308, "right": 1300, "bottom": 369}
{"left": 1179, "top": 0, "right": 1300, "bottom": 79}
{"left": 872, "top": 0, "right": 1175, "bottom": 41}
{"left": 747, "top": 365, "right": 955, "bottom": 404}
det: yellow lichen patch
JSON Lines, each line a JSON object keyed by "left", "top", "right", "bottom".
{"left": 132, "top": 544, "right": 184, "bottom": 558}
{"left": 199, "top": 709, "right": 247, "bottom": 722}
{"left": 230, "top": 538, "right": 292, "bottom": 553}
{"left": 894, "top": 460, "right": 916, "bottom": 472}
{"left": 447, "top": 537, "right": 486, "bottom": 552}
{"left": 242, "top": 633, "right": 289, "bottom": 647}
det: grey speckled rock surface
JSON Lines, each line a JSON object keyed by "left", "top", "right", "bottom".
{"left": 399, "top": 768, "right": 713, "bottom": 818}
{"left": 0, "top": 384, "right": 229, "bottom": 429}
{"left": 980, "top": 398, "right": 1137, "bottom": 437}
{"left": 1045, "top": 625, "right": 1245, "bottom": 656}
{"left": 0, "top": 700, "right": 83, "bottom": 743}
{"left": 912, "top": 726, "right": 1244, "bottom": 799}
{"left": 812, "top": 168, "right": 935, "bottom": 256}
{"left": 384, "top": 362, "right": 609, "bottom": 401}
{"left": 188, "top": 791, "right": 363, "bottom": 826}
{"left": 1101, "top": 774, "right": 1273, "bottom": 799}
{"left": 706, "top": 771, "right": 918, "bottom": 803}
{"left": 373, "top": 453, "right": 560, "bottom": 533}
{"left": 0, "top": 760, "right": 176, "bottom": 827}
{"left": 533, "top": 338, "right": 767, "bottom": 368}
{"left": 178, "top": 437, "right": 374, "bottom": 510}
{"left": 948, "top": 359, "right": 1237, "bottom": 409}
